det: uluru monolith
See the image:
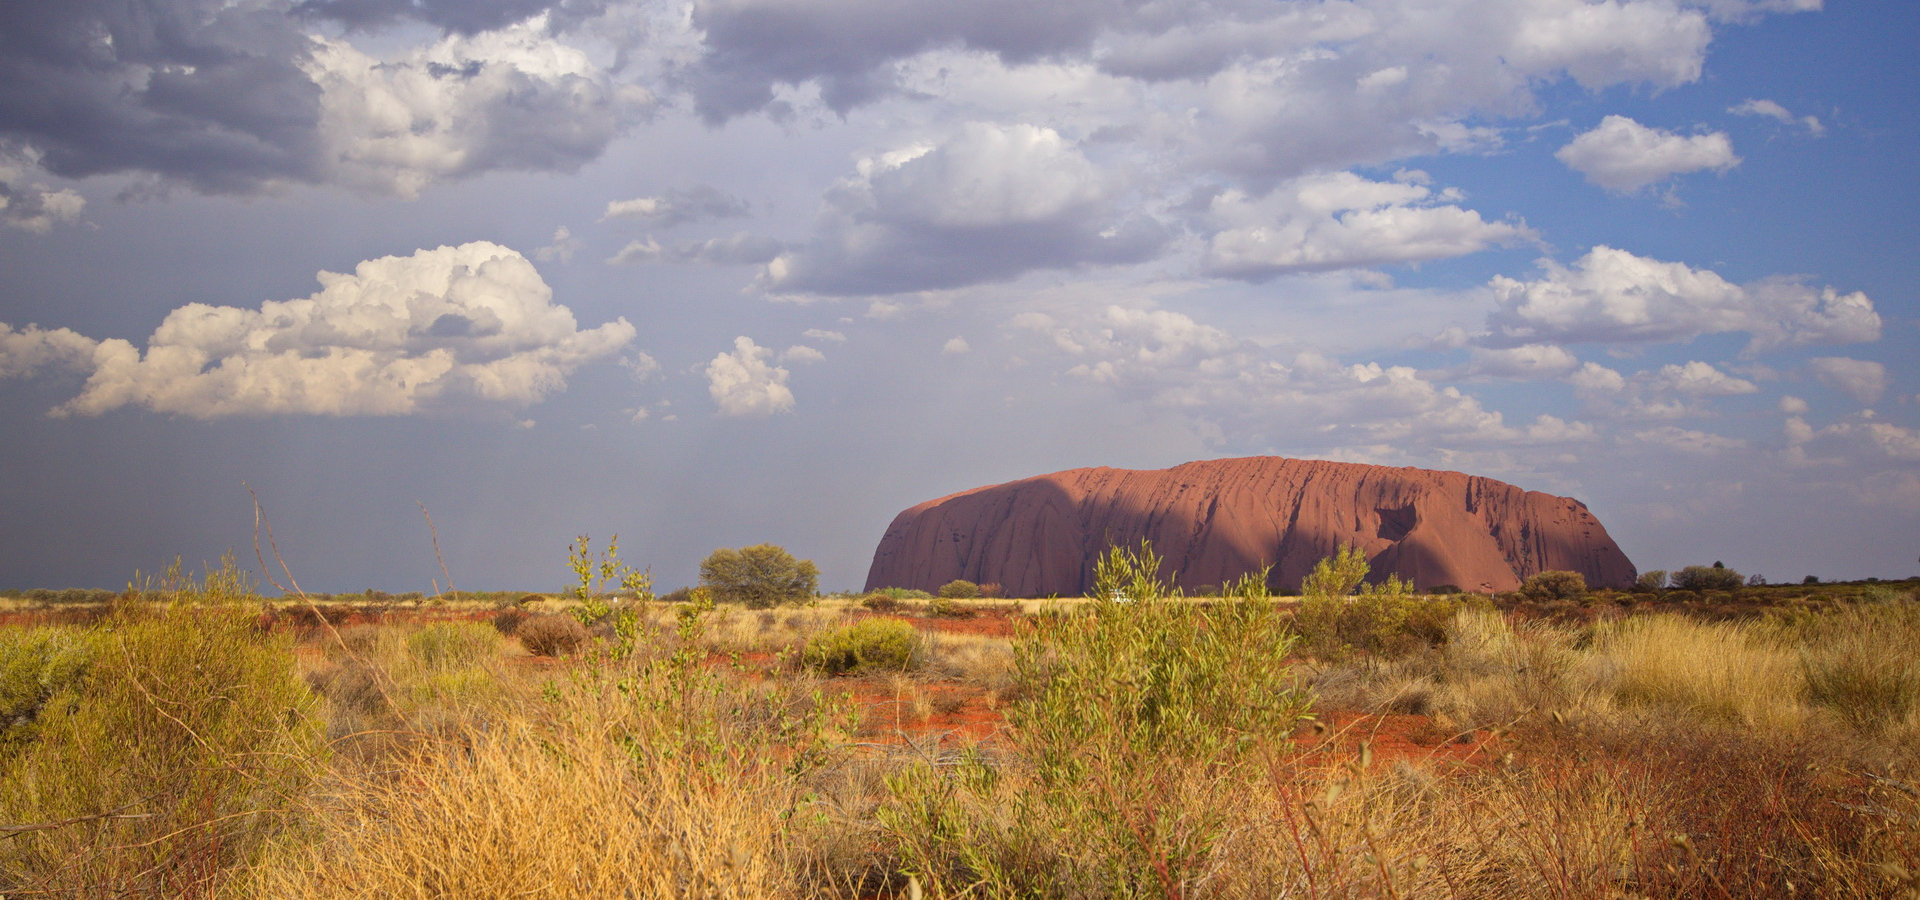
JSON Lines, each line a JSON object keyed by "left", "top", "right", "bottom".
{"left": 864, "top": 457, "right": 1634, "bottom": 596}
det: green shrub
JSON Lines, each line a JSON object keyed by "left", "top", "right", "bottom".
{"left": 0, "top": 599, "right": 324, "bottom": 896}
{"left": 802, "top": 618, "right": 918, "bottom": 675}
{"left": 699, "top": 544, "right": 818, "bottom": 608}
{"left": 0, "top": 629, "right": 93, "bottom": 755}
{"left": 936, "top": 579, "right": 981, "bottom": 599}
{"left": 1634, "top": 570, "right": 1668, "bottom": 593}
{"left": 872, "top": 586, "right": 934, "bottom": 601}
{"left": 859, "top": 593, "right": 901, "bottom": 612}
{"left": 897, "top": 542, "right": 1312, "bottom": 895}
{"left": 1673, "top": 564, "right": 1744, "bottom": 592}
{"left": 1521, "top": 570, "right": 1588, "bottom": 602}
{"left": 1294, "top": 545, "right": 1467, "bottom": 660}
{"left": 517, "top": 614, "right": 589, "bottom": 657}
{"left": 1300, "top": 542, "right": 1368, "bottom": 596}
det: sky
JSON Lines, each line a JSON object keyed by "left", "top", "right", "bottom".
{"left": 1, "top": 0, "right": 1915, "bottom": 594}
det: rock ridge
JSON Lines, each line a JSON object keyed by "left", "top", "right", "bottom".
{"left": 864, "top": 456, "right": 1635, "bottom": 596}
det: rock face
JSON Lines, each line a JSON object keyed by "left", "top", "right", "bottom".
{"left": 865, "top": 457, "right": 1635, "bottom": 596}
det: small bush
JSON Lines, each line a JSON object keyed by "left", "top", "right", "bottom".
{"left": 803, "top": 618, "right": 918, "bottom": 675}
{"left": 872, "top": 586, "right": 933, "bottom": 601}
{"left": 1672, "top": 564, "right": 1744, "bottom": 592}
{"left": 517, "top": 614, "right": 588, "bottom": 657}
{"left": 1521, "top": 569, "right": 1588, "bottom": 602}
{"left": 1634, "top": 570, "right": 1668, "bottom": 593}
{"left": 936, "top": 579, "right": 981, "bottom": 599}
{"left": 859, "top": 593, "right": 900, "bottom": 612}
{"left": 490, "top": 607, "right": 529, "bottom": 636}
{"left": 926, "top": 597, "right": 975, "bottom": 618}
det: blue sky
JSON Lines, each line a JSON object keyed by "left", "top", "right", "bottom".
{"left": 1, "top": 0, "right": 1914, "bottom": 593}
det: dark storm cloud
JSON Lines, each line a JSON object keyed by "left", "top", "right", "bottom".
{"left": 684, "top": 0, "right": 1138, "bottom": 122}
{"left": 0, "top": 0, "right": 646, "bottom": 196}
{"left": 292, "top": 0, "right": 611, "bottom": 36}
{"left": 0, "top": 0, "right": 325, "bottom": 193}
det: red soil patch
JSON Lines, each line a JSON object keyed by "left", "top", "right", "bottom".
{"left": 1290, "top": 710, "right": 1499, "bottom": 769}
{"left": 844, "top": 677, "right": 1004, "bottom": 747}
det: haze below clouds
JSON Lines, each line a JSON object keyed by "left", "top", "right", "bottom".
{"left": 1, "top": 0, "right": 1915, "bottom": 592}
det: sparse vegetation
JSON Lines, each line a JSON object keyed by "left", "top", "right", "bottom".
{"left": 936, "top": 579, "right": 980, "bottom": 599}
{"left": 1, "top": 548, "right": 1915, "bottom": 898}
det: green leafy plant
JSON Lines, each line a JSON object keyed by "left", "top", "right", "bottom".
{"left": 937, "top": 579, "right": 981, "bottom": 599}
{"left": 918, "top": 541, "right": 1316, "bottom": 895}
{"left": 698, "top": 544, "right": 818, "bottom": 608}
{"left": 1521, "top": 570, "right": 1589, "bottom": 602}
{"left": 1672, "top": 564, "right": 1744, "bottom": 592}
{"left": 802, "top": 618, "right": 918, "bottom": 675}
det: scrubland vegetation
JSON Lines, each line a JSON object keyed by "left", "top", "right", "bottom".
{"left": 1, "top": 548, "right": 1917, "bottom": 898}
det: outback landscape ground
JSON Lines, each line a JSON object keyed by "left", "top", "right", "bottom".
{"left": 1, "top": 545, "right": 1917, "bottom": 899}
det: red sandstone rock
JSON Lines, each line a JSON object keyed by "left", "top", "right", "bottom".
{"left": 864, "top": 457, "right": 1635, "bottom": 596}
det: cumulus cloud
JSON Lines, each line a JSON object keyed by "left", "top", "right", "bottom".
{"left": 762, "top": 122, "right": 1165, "bottom": 296}
{"left": 942, "top": 336, "right": 970, "bottom": 354}
{"left": 600, "top": 186, "right": 750, "bottom": 228}
{"left": 780, "top": 344, "right": 825, "bottom": 364}
{"left": 0, "top": 162, "right": 84, "bottom": 232}
{"left": 706, "top": 336, "right": 794, "bottom": 416}
{"left": 0, "top": 323, "right": 99, "bottom": 380}
{"left": 1568, "top": 359, "right": 1756, "bottom": 420}
{"left": 36, "top": 242, "right": 633, "bottom": 418}
{"left": 682, "top": 0, "right": 1126, "bottom": 122}
{"left": 1484, "top": 246, "right": 1881, "bottom": 351}
{"left": 533, "top": 226, "right": 579, "bottom": 263}
{"left": 1450, "top": 344, "right": 1583, "bottom": 381}
{"left": 1729, "top": 98, "right": 1824, "bottom": 135}
{"left": 1807, "top": 357, "right": 1888, "bottom": 404}
{"left": 0, "top": 3, "right": 647, "bottom": 197}
{"left": 1015, "top": 304, "right": 1592, "bottom": 452}
{"left": 1201, "top": 172, "right": 1535, "bottom": 278}
{"left": 1556, "top": 116, "right": 1739, "bottom": 192}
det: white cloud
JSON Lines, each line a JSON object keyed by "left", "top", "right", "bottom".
{"left": 761, "top": 122, "right": 1165, "bottom": 296}
{"left": 1779, "top": 394, "right": 1809, "bottom": 415}
{"left": 942, "top": 336, "right": 971, "bottom": 354}
{"left": 1808, "top": 357, "right": 1889, "bottom": 404}
{"left": 780, "top": 344, "right": 826, "bottom": 364}
{"left": 302, "top": 17, "right": 655, "bottom": 198}
{"left": 705, "top": 336, "right": 794, "bottom": 416}
{"left": 533, "top": 226, "right": 579, "bottom": 263}
{"left": 1644, "top": 361, "right": 1759, "bottom": 397}
{"left": 1631, "top": 425, "right": 1747, "bottom": 454}
{"left": 599, "top": 186, "right": 749, "bottom": 227}
{"left": 1729, "top": 98, "right": 1824, "bottom": 135}
{"left": 1485, "top": 246, "right": 1880, "bottom": 351}
{"left": 0, "top": 323, "right": 99, "bottom": 380}
{"left": 1016, "top": 304, "right": 1591, "bottom": 452}
{"left": 802, "top": 329, "right": 847, "bottom": 342}
{"left": 47, "top": 242, "right": 634, "bottom": 418}
{"left": 1556, "top": 116, "right": 1739, "bottom": 192}
{"left": 1201, "top": 172, "right": 1535, "bottom": 278}
{"left": 0, "top": 182, "right": 84, "bottom": 233}
{"left": 1453, "top": 344, "right": 1583, "bottom": 381}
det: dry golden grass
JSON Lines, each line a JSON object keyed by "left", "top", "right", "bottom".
{"left": 7, "top": 583, "right": 1920, "bottom": 899}
{"left": 241, "top": 717, "right": 803, "bottom": 899}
